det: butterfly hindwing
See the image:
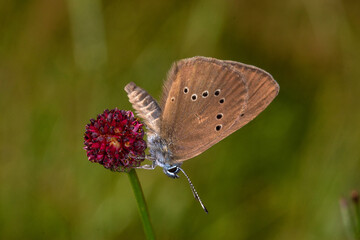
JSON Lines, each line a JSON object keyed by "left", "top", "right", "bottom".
{"left": 125, "top": 82, "right": 162, "bottom": 135}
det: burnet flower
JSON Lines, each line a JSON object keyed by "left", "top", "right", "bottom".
{"left": 84, "top": 108, "right": 146, "bottom": 172}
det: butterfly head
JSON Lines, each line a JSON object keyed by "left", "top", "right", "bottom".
{"left": 163, "top": 165, "right": 181, "bottom": 178}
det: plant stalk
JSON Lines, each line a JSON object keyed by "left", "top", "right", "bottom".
{"left": 128, "top": 169, "right": 155, "bottom": 240}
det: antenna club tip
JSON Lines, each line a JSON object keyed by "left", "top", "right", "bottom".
{"left": 179, "top": 167, "right": 209, "bottom": 213}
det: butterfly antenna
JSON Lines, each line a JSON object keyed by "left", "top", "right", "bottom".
{"left": 178, "top": 167, "right": 208, "bottom": 213}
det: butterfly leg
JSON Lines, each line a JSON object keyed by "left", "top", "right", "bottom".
{"left": 137, "top": 164, "right": 156, "bottom": 170}
{"left": 145, "top": 154, "right": 155, "bottom": 161}
{"left": 137, "top": 158, "right": 157, "bottom": 170}
{"left": 130, "top": 154, "right": 154, "bottom": 161}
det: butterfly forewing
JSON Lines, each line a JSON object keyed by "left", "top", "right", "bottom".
{"left": 160, "top": 57, "right": 249, "bottom": 162}
{"left": 223, "top": 61, "right": 279, "bottom": 134}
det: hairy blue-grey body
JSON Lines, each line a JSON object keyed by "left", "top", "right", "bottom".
{"left": 147, "top": 134, "right": 181, "bottom": 178}
{"left": 125, "top": 82, "right": 182, "bottom": 178}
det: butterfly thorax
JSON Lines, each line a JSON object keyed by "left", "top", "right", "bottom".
{"left": 147, "top": 134, "right": 182, "bottom": 178}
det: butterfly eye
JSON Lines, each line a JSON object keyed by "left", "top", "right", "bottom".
{"left": 171, "top": 97, "right": 175, "bottom": 102}
{"left": 167, "top": 166, "right": 178, "bottom": 173}
{"left": 215, "top": 125, "right": 222, "bottom": 131}
{"left": 216, "top": 113, "right": 223, "bottom": 119}
{"left": 219, "top": 98, "right": 225, "bottom": 104}
{"left": 202, "top": 91, "right": 209, "bottom": 98}
{"left": 214, "top": 89, "right": 220, "bottom": 96}
{"left": 241, "top": 113, "right": 245, "bottom": 117}
{"left": 191, "top": 94, "right": 197, "bottom": 101}
{"left": 184, "top": 87, "right": 189, "bottom": 94}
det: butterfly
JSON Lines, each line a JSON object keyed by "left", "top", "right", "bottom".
{"left": 125, "top": 56, "right": 279, "bottom": 212}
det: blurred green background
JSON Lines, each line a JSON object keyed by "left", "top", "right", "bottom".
{"left": 1, "top": 0, "right": 360, "bottom": 239}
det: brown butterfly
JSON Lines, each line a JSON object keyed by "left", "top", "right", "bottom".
{"left": 125, "top": 56, "right": 279, "bottom": 212}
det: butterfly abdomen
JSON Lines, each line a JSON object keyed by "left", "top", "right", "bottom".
{"left": 125, "top": 82, "right": 161, "bottom": 134}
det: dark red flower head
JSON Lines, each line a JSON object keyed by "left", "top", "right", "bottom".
{"left": 84, "top": 108, "right": 146, "bottom": 172}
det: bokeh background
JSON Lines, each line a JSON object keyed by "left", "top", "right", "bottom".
{"left": 1, "top": 0, "right": 360, "bottom": 239}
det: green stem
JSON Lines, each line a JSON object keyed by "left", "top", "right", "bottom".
{"left": 354, "top": 200, "right": 360, "bottom": 239}
{"left": 128, "top": 169, "right": 155, "bottom": 240}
